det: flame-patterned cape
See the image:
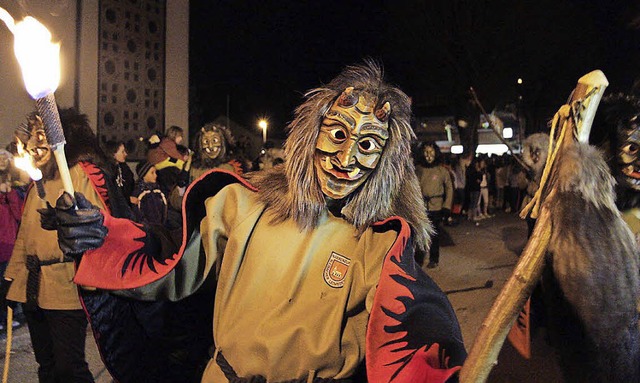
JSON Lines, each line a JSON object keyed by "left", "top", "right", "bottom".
{"left": 75, "top": 162, "right": 213, "bottom": 383}
{"left": 76, "top": 169, "right": 466, "bottom": 382}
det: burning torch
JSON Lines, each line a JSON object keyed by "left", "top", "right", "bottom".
{"left": 1, "top": 9, "right": 74, "bottom": 196}
{"left": 14, "top": 138, "right": 46, "bottom": 200}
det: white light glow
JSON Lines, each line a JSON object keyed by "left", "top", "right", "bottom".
{"left": 258, "top": 119, "right": 268, "bottom": 143}
{"left": 14, "top": 139, "right": 43, "bottom": 181}
{"left": 13, "top": 16, "right": 61, "bottom": 99}
{"left": 0, "top": 7, "right": 16, "bottom": 34}
{"left": 503, "top": 127, "right": 513, "bottom": 139}
{"left": 476, "top": 144, "right": 509, "bottom": 155}
{"left": 451, "top": 145, "right": 464, "bottom": 154}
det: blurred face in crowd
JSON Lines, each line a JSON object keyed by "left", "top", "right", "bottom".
{"left": 314, "top": 90, "right": 389, "bottom": 200}
{"left": 114, "top": 144, "right": 127, "bottom": 163}
{"left": 174, "top": 134, "right": 184, "bottom": 146}
{"left": 0, "top": 152, "right": 10, "bottom": 172}
{"left": 200, "top": 129, "right": 223, "bottom": 160}
{"left": 143, "top": 166, "right": 157, "bottom": 183}
{"left": 423, "top": 145, "right": 436, "bottom": 164}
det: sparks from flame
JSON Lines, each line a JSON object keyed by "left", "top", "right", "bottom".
{"left": 14, "top": 137, "right": 43, "bottom": 182}
{"left": 0, "top": 7, "right": 61, "bottom": 99}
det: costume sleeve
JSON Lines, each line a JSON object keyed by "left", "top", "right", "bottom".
{"left": 367, "top": 218, "right": 466, "bottom": 383}
{"left": 74, "top": 170, "right": 254, "bottom": 301}
{"left": 160, "top": 138, "right": 185, "bottom": 160}
{"left": 6, "top": 189, "right": 23, "bottom": 222}
{"left": 4, "top": 189, "right": 30, "bottom": 282}
{"left": 443, "top": 168, "right": 453, "bottom": 210}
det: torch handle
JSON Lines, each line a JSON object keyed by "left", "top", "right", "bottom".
{"left": 35, "top": 93, "right": 65, "bottom": 148}
{"left": 34, "top": 93, "right": 74, "bottom": 196}
{"left": 52, "top": 146, "right": 74, "bottom": 196}
{"left": 35, "top": 179, "right": 46, "bottom": 200}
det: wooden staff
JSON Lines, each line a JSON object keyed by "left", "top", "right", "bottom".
{"left": 459, "top": 70, "right": 609, "bottom": 383}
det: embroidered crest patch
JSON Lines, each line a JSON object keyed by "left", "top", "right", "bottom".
{"left": 323, "top": 252, "right": 351, "bottom": 288}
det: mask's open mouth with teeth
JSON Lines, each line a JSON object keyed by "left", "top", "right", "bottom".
{"left": 203, "top": 146, "right": 221, "bottom": 157}
{"left": 320, "top": 156, "right": 363, "bottom": 180}
{"left": 29, "top": 146, "right": 51, "bottom": 166}
{"left": 622, "top": 164, "right": 640, "bottom": 188}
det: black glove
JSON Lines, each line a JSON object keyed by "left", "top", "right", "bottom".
{"left": 38, "top": 201, "right": 58, "bottom": 231}
{"left": 441, "top": 208, "right": 451, "bottom": 219}
{"left": 37, "top": 192, "right": 108, "bottom": 256}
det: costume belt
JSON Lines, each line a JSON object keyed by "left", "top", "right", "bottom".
{"left": 424, "top": 194, "right": 444, "bottom": 202}
{"left": 25, "top": 255, "right": 74, "bottom": 310}
{"left": 214, "top": 350, "right": 353, "bottom": 383}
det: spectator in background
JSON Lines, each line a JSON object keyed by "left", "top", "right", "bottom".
{"left": 0, "top": 149, "right": 23, "bottom": 331}
{"left": 415, "top": 141, "right": 453, "bottom": 268}
{"left": 451, "top": 155, "right": 466, "bottom": 219}
{"left": 467, "top": 158, "right": 483, "bottom": 223}
{"left": 506, "top": 157, "right": 521, "bottom": 213}
{"left": 494, "top": 156, "right": 508, "bottom": 211}
{"left": 146, "top": 129, "right": 190, "bottom": 230}
{"left": 477, "top": 157, "right": 492, "bottom": 219}
{"left": 147, "top": 126, "right": 191, "bottom": 195}
{"left": 460, "top": 153, "right": 473, "bottom": 215}
{"left": 103, "top": 140, "right": 135, "bottom": 203}
{"left": 131, "top": 161, "right": 168, "bottom": 226}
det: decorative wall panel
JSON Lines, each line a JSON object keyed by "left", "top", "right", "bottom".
{"left": 98, "top": 0, "right": 165, "bottom": 160}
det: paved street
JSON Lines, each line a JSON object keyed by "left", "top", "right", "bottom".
{"left": 428, "top": 212, "right": 564, "bottom": 382}
{"left": 0, "top": 212, "right": 564, "bottom": 382}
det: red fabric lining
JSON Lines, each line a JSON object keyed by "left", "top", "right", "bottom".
{"left": 366, "top": 216, "right": 460, "bottom": 382}
{"left": 75, "top": 170, "right": 256, "bottom": 290}
{"left": 79, "top": 162, "right": 110, "bottom": 213}
{"left": 74, "top": 213, "right": 182, "bottom": 289}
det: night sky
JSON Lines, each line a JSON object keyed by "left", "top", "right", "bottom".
{"left": 189, "top": 1, "right": 640, "bottom": 139}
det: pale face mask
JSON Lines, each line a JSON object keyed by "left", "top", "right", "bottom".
{"left": 200, "top": 129, "right": 223, "bottom": 160}
{"left": 314, "top": 87, "right": 390, "bottom": 200}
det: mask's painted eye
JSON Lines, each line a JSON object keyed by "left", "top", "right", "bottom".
{"left": 358, "top": 137, "right": 381, "bottom": 154}
{"left": 623, "top": 143, "right": 640, "bottom": 155}
{"left": 330, "top": 128, "right": 347, "bottom": 142}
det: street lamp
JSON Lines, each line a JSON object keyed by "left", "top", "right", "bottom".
{"left": 258, "top": 119, "right": 268, "bottom": 143}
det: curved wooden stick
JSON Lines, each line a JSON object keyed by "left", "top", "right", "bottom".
{"left": 459, "top": 207, "right": 551, "bottom": 382}
{"left": 459, "top": 70, "right": 609, "bottom": 383}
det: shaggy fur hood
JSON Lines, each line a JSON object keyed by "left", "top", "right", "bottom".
{"left": 246, "top": 62, "right": 432, "bottom": 251}
{"left": 522, "top": 133, "right": 550, "bottom": 181}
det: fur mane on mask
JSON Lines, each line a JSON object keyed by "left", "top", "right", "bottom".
{"left": 522, "top": 133, "right": 550, "bottom": 181}
{"left": 246, "top": 61, "right": 432, "bottom": 251}
{"left": 192, "top": 122, "right": 236, "bottom": 169}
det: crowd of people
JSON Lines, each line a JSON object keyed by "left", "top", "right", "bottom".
{"left": 0, "top": 61, "right": 637, "bottom": 383}
{"left": 0, "top": 112, "right": 283, "bottom": 382}
{"left": 0, "top": 105, "right": 546, "bottom": 382}
{"left": 446, "top": 153, "right": 532, "bottom": 223}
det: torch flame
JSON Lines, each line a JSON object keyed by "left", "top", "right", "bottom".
{"left": 0, "top": 7, "right": 15, "bottom": 34}
{"left": 10, "top": 15, "right": 61, "bottom": 99}
{"left": 14, "top": 138, "right": 43, "bottom": 182}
